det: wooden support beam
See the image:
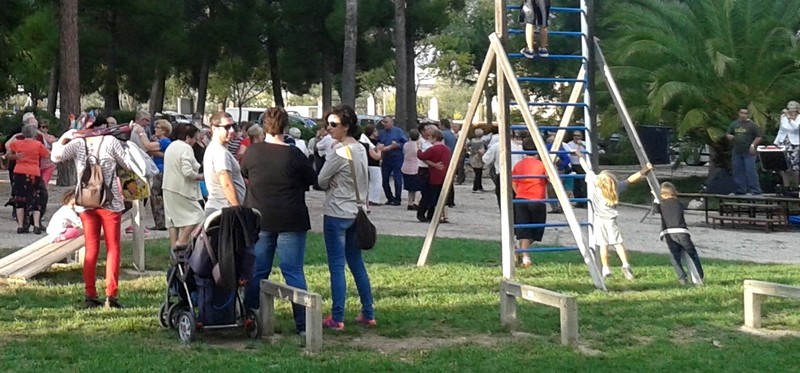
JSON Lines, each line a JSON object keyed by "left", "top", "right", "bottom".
{"left": 743, "top": 280, "right": 800, "bottom": 329}
{"left": 416, "top": 46, "right": 497, "bottom": 267}
{"left": 258, "top": 280, "right": 323, "bottom": 353}
{"left": 501, "top": 281, "right": 579, "bottom": 345}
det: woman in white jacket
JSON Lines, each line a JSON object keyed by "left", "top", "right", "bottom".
{"left": 162, "top": 125, "right": 204, "bottom": 248}
{"left": 775, "top": 100, "right": 800, "bottom": 189}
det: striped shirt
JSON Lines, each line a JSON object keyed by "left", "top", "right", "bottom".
{"left": 51, "top": 134, "right": 129, "bottom": 212}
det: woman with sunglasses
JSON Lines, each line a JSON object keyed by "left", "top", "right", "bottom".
{"left": 317, "top": 105, "right": 375, "bottom": 330}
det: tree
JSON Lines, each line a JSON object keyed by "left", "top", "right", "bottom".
{"left": 393, "top": 0, "right": 408, "bottom": 129}
{"left": 57, "top": 0, "right": 80, "bottom": 186}
{"left": 341, "top": 0, "right": 358, "bottom": 107}
{"left": 601, "top": 0, "right": 800, "bottom": 172}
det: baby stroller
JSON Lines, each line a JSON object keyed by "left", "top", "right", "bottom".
{"left": 157, "top": 207, "right": 262, "bottom": 342}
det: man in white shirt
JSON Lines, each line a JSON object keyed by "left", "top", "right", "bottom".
{"left": 203, "top": 112, "right": 246, "bottom": 216}
{"left": 565, "top": 130, "right": 587, "bottom": 208}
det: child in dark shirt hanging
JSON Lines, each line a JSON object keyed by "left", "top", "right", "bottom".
{"left": 653, "top": 182, "right": 705, "bottom": 285}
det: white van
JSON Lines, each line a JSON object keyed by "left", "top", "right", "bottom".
{"left": 225, "top": 107, "right": 266, "bottom": 123}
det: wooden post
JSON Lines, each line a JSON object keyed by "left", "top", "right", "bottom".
{"left": 743, "top": 287, "right": 763, "bottom": 329}
{"left": 560, "top": 297, "right": 579, "bottom": 346}
{"left": 259, "top": 289, "right": 276, "bottom": 338}
{"left": 132, "top": 200, "right": 145, "bottom": 271}
{"left": 305, "top": 294, "right": 323, "bottom": 353}
{"left": 500, "top": 283, "right": 518, "bottom": 330}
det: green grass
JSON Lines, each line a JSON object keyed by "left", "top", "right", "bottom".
{"left": 621, "top": 175, "right": 707, "bottom": 204}
{"left": 1, "top": 234, "right": 799, "bottom": 372}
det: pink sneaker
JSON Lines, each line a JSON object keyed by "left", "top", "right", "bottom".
{"left": 355, "top": 314, "right": 376, "bottom": 327}
{"left": 323, "top": 315, "right": 344, "bottom": 331}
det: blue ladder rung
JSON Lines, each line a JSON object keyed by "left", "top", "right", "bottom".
{"left": 514, "top": 222, "right": 591, "bottom": 229}
{"left": 510, "top": 125, "right": 589, "bottom": 131}
{"left": 516, "top": 247, "right": 579, "bottom": 253}
{"left": 512, "top": 174, "right": 586, "bottom": 180}
{"left": 513, "top": 198, "right": 590, "bottom": 204}
{"left": 508, "top": 53, "right": 585, "bottom": 61}
{"left": 507, "top": 29, "right": 585, "bottom": 37}
{"left": 510, "top": 101, "right": 588, "bottom": 107}
{"left": 506, "top": 5, "right": 583, "bottom": 13}
{"left": 518, "top": 77, "right": 587, "bottom": 83}
{"left": 511, "top": 150, "right": 586, "bottom": 155}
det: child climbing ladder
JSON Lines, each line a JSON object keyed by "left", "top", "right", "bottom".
{"left": 520, "top": 0, "right": 551, "bottom": 58}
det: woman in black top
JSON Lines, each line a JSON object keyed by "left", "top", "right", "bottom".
{"left": 241, "top": 107, "right": 317, "bottom": 333}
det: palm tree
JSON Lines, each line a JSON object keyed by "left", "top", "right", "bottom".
{"left": 600, "top": 0, "right": 800, "bottom": 169}
{"left": 341, "top": 0, "right": 358, "bottom": 107}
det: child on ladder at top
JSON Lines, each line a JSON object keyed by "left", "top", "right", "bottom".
{"left": 520, "top": 0, "right": 551, "bottom": 58}
{"left": 572, "top": 148, "right": 652, "bottom": 280}
{"left": 653, "top": 182, "right": 705, "bottom": 286}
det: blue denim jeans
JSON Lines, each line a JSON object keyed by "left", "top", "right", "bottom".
{"left": 381, "top": 158, "right": 404, "bottom": 203}
{"left": 244, "top": 231, "right": 308, "bottom": 332}
{"left": 731, "top": 152, "right": 762, "bottom": 194}
{"left": 323, "top": 215, "right": 374, "bottom": 323}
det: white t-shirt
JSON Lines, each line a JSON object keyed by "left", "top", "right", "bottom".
{"left": 203, "top": 141, "right": 246, "bottom": 216}
{"left": 46, "top": 205, "right": 83, "bottom": 237}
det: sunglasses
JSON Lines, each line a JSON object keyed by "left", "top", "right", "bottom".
{"left": 39, "top": 126, "right": 48, "bottom": 130}
{"left": 327, "top": 121, "right": 341, "bottom": 128}
{"left": 214, "top": 124, "right": 235, "bottom": 130}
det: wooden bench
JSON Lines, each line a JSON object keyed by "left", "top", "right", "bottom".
{"left": 710, "top": 215, "right": 784, "bottom": 232}
{"left": 743, "top": 280, "right": 800, "bottom": 329}
{"left": 500, "top": 281, "right": 578, "bottom": 346}
{"left": 259, "top": 280, "right": 323, "bottom": 353}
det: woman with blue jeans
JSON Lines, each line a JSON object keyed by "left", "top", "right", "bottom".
{"left": 241, "top": 107, "right": 317, "bottom": 333}
{"left": 318, "top": 105, "right": 376, "bottom": 330}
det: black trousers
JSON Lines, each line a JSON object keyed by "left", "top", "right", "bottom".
{"left": 664, "top": 233, "right": 705, "bottom": 281}
{"left": 473, "top": 167, "right": 484, "bottom": 191}
{"left": 572, "top": 164, "right": 587, "bottom": 207}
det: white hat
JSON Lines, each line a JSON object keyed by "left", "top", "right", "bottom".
{"left": 21, "top": 112, "right": 35, "bottom": 125}
{"left": 787, "top": 101, "right": 799, "bottom": 111}
{"left": 288, "top": 127, "right": 301, "bottom": 139}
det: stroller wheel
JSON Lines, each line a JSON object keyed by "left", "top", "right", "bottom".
{"left": 244, "top": 309, "right": 261, "bottom": 339}
{"left": 167, "top": 303, "right": 183, "bottom": 329}
{"left": 177, "top": 311, "right": 197, "bottom": 343}
{"left": 158, "top": 302, "right": 170, "bottom": 328}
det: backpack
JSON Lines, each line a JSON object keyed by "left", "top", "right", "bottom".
{"left": 75, "top": 138, "right": 111, "bottom": 209}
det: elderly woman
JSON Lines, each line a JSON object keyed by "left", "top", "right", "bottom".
{"left": 775, "top": 100, "right": 800, "bottom": 189}
{"left": 241, "top": 107, "right": 317, "bottom": 333}
{"left": 51, "top": 117, "right": 130, "bottom": 309}
{"left": 149, "top": 119, "right": 172, "bottom": 231}
{"left": 162, "top": 125, "right": 204, "bottom": 248}
{"left": 5, "top": 124, "right": 49, "bottom": 234}
{"left": 247, "top": 123, "right": 265, "bottom": 144}
{"left": 318, "top": 105, "right": 375, "bottom": 330}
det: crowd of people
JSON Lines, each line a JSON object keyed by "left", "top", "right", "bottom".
{"left": 19, "top": 101, "right": 800, "bottom": 316}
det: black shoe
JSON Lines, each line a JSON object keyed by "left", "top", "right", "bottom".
{"left": 148, "top": 226, "right": 168, "bottom": 231}
{"left": 105, "top": 297, "right": 124, "bottom": 309}
{"left": 16, "top": 227, "right": 29, "bottom": 234}
{"left": 32, "top": 226, "right": 42, "bottom": 235}
{"left": 84, "top": 296, "right": 103, "bottom": 309}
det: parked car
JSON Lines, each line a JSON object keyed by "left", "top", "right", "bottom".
{"left": 357, "top": 115, "right": 385, "bottom": 129}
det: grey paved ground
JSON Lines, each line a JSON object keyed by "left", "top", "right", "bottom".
{"left": 1, "top": 164, "right": 796, "bottom": 265}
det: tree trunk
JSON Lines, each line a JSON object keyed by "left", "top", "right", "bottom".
{"left": 47, "top": 60, "right": 59, "bottom": 115}
{"left": 405, "top": 31, "right": 417, "bottom": 129}
{"left": 393, "top": 0, "right": 408, "bottom": 130}
{"left": 196, "top": 53, "right": 210, "bottom": 117}
{"left": 148, "top": 67, "right": 166, "bottom": 118}
{"left": 266, "top": 38, "right": 284, "bottom": 107}
{"left": 341, "top": 0, "right": 358, "bottom": 107}
{"left": 102, "top": 11, "right": 120, "bottom": 114}
{"left": 322, "top": 53, "right": 333, "bottom": 113}
{"left": 57, "top": 0, "right": 79, "bottom": 186}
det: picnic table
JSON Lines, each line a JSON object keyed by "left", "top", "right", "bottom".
{"left": 677, "top": 193, "right": 800, "bottom": 232}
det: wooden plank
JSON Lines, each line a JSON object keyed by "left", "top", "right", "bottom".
{"left": 0, "top": 236, "right": 53, "bottom": 274}
{"left": 10, "top": 238, "right": 88, "bottom": 280}
{"left": 744, "top": 280, "right": 800, "bottom": 299}
{"left": 260, "top": 280, "right": 319, "bottom": 308}
{"left": 721, "top": 202, "right": 783, "bottom": 209}
{"left": 417, "top": 46, "right": 497, "bottom": 268}
{"left": 259, "top": 280, "right": 323, "bottom": 354}
{"left": 503, "top": 281, "right": 574, "bottom": 308}
{"left": 0, "top": 239, "right": 80, "bottom": 277}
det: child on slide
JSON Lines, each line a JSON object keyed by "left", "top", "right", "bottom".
{"left": 573, "top": 150, "right": 652, "bottom": 280}
{"left": 47, "top": 190, "right": 83, "bottom": 243}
